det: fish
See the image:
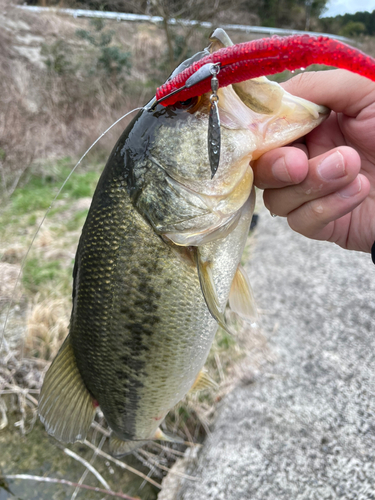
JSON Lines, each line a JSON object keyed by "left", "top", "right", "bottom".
{"left": 38, "top": 28, "right": 328, "bottom": 457}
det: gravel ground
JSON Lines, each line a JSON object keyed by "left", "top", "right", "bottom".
{"left": 175, "top": 206, "right": 375, "bottom": 500}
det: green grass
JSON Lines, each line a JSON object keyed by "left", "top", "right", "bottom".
{"left": 7, "top": 157, "right": 100, "bottom": 217}
{"left": 65, "top": 208, "right": 90, "bottom": 231}
{"left": 1, "top": 156, "right": 102, "bottom": 300}
{"left": 0, "top": 157, "right": 100, "bottom": 235}
{"left": 22, "top": 257, "right": 70, "bottom": 294}
{"left": 63, "top": 170, "right": 100, "bottom": 199}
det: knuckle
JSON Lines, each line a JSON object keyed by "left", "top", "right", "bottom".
{"left": 287, "top": 201, "right": 325, "bottom": 236}
{"left": 287, "top": 213, "right": 306, "bottom": 235}
{"left": 263, "top": 193, "right": 287, "bottom": 217}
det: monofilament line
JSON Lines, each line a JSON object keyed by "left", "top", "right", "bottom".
{"left": 0, "top": 107, "right": 144, "bottom": 354}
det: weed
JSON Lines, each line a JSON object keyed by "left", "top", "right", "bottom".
{"left": 27, "top": 214, "right": 38, "bottom": 226}
{"left": 63, "top": 171, "right": 101, "bottom": 199}
{"left": 22, "top": 258, "right": 64, "bottom": 294}
{"left": 9, "top": 184, "right": 57, "bottom": 216}
{"left": 41, "top": 40, "right": 73, "bottom": 75}
{"left": 25, "top": 299, "right": 69, "bottom": 360}
{"left": 65, "top": 209, "right": 89, "bottom": 231}
{"left": 215, "top": 329, "right": 236, "bottom": 350}
{"left": 76, "top": 19, "right": 131, "bottom": 82}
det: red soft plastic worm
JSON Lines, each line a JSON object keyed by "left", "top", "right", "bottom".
{"left": 156, "top": 35, "right": 375, "bottom": 107}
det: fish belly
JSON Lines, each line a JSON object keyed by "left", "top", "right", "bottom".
{"left": 69, "top": 147, "right": 254, "bottom": 441}
{"left": 69, "top": 185, "right": 216, "bottom": 440}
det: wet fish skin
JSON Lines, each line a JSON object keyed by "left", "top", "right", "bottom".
{"left": 69, "top": 103, "right": 254, "bottom": 443}
{"left": 39, "top": 30, "right": 329, "bottom": 454}
{"left": 38, "top": 100, "right": 254, "bottom": 450}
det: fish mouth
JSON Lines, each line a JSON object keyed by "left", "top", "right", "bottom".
{"left": 205, "top": 29, "right": 330, "bottom": 157}
{"left": 214, "top": 77, "right": 329, "bottom": 161}
{"left": 140, "top": 31, "right": 330, "bottom": 248}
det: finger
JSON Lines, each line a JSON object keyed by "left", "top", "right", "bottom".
{"left": 302, "top": 111, "right": 346, "bottom": 157}
{"left": 281, "top": 69, "right": 375, "bottom": 117}
{"left": 286, "top": 173, "right": 371, "bottom": 247}
{"left": 252, "top": 146, "right": 309, "bottom": 189}
{"left": 263, "top": 147, "right": 361, "bottom": 217}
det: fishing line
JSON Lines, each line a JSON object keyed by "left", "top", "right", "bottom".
{"left": 0, "top": 106, "right": 144, "bottom": 354}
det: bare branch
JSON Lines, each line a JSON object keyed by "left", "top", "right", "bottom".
{"left": 70, "top": 434, "right": 107, "bottom": 500}
{"left": 151, "top": 442, "right": 185, "bottom": 457}
{"left": 62, "top": 447, "right": 111, "bottom": 491}
{"left": 138, "top": 449, "right": 198, "bottom": 480}
{"left": 3, "top": 474, "right": 139, "bottom": 500}
{"left": 0, "top": 398, "right": 8, "bottom": 430}
{"left": 83, "top": 439, "right": 162, "bottom": 489}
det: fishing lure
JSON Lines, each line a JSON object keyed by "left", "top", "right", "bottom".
{"left": 208, "top": 63, "right": 221, "bottom": 178}
{"left": 156, "top": 35, "right": 375, "bottom": 106}
{"left": 155, "top": 34, "right": 375, "bottom": 178}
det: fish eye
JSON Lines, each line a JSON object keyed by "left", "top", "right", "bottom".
{"left": 179, "top": 98, "right": 195, "bottom": 107}
{"left": 174, "top": 96, "right": 200, "bottom": 111}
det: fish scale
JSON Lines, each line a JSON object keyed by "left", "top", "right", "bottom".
{"left": 38, "top": 29, "right": 329, "bottom": 456}
{"left": 67, "top": 109, "right": 227, "bottom": 440}
{"left": 71, "top": 163, "right": 214, "bottom": 440}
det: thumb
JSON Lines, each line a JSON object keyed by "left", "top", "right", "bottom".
{"left": 281, "top": 69, "right": 375, "bottom": 117}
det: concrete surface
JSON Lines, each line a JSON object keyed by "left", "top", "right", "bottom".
{"left": 175, "top": 207, "right": 375, "bottom": 500}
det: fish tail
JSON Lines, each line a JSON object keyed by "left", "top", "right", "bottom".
{"left": 38, "top": 334, "right": 96, "bottom": 443}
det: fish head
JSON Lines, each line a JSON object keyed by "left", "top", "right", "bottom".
{"left": 127, "top": 30, "right": 329, "bottom": 246}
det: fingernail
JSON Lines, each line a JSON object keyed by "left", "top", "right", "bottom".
{"left": 317, "top": 151, "right": 345, "bottom": 181}
{"left": 338, "top": 177, "right": 362, "bottom": 198}
{"left": 272, "top": 157, "right": 291, "bottom": 183}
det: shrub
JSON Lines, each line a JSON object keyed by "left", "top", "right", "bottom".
{"left": 76, "top": 18, "right": 131, "bottom": 81}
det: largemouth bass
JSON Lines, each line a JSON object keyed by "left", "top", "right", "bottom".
{"left": 38, "top": 29, "right": 328, "bottom": 456}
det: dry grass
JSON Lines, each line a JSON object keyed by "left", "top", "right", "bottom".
{"left": 0, "top": 262, "right": 20, "bottom": 304}
{"left": 0, "top": 0, "right": 166, "bottom": 199}
{"left": 0, "top": 26, "right": 36, "bottom": 195}
{"left": 354, "top": 35, "right": 375, "bottom": 57}
{"left": 25, "top": 298, "right": 70, "bottom": 360}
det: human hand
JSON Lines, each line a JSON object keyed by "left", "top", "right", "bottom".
{"left": 252, "top": 69, "right": 375, "bottom": 254}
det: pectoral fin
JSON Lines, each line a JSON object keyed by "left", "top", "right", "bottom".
{"left": 196, "top": 251, "right": 235, "bottom": 335}
{"left": 38, "top": 335, "right": 96, "bottom": 443}
{"left": 229, "top": 265, "right": 258, "bottom": 321}
{"left": 190, "top": 369, "right": 218, "bottom": 392}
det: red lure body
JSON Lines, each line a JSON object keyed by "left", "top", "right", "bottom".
{"left": 156, "top": 35, "right": 375, "bottom": 107}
